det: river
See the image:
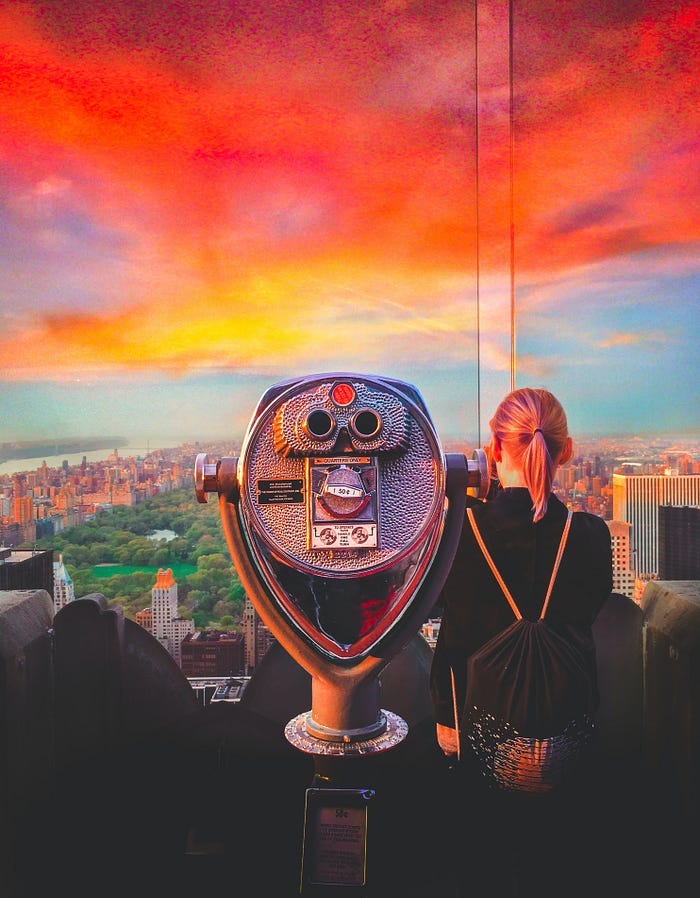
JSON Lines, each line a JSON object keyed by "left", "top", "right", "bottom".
{"left": 0, "top": 442, "right": 178, "bottom": 477}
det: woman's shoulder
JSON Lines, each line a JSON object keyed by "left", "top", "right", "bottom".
{"left": 571, "top": 507, "right": 610, "bottom": 533}
{"left": 569, "top": 508, "right": 612, "bottom": 553}
{"left": 547, "top": 495, "right": 606, "bottom": 531}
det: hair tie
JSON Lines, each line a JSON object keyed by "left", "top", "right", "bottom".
{"left": 533, "top": 428, "right": 543, "bottom": 436}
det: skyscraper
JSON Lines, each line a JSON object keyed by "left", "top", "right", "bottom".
{"left": 0, "top": 547, "right": 54, "bottom": 594}
{"left": 606, "top": 520, "right": 635, "bottom": 600}
{"left": 658, "top": 505, "right": 700, "bottom": 579}
{"left": 151, "top": 567, "right": 194, "bottom": 667}
{"left": 612, "top": 473, "right": 700, "bottom": 577}
{"left": 52, "top": 554, "right": 75, "bottom": 613}
{"left": 241, "top": 595, "right": 276, "bottom": 673}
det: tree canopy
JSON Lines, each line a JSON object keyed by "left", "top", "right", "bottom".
{"left": 33, "top": 488, "right": 245, "bottom": 629}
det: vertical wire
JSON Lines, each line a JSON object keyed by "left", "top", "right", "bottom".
{"left": 508, "top": 0, "right": 517, "bottom": 392}
{"left": 474, "top": 0, "right": 481, "bottom": 446}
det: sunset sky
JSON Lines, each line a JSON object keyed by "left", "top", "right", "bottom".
{"left": 1, "top": 0, "right": 698, "bottom": 449}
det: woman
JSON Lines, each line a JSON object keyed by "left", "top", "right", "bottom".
{"left": 429, "top": 387, "right": 613, "bottom": 896}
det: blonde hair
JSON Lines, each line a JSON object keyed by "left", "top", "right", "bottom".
{"left": 489, "top": 387, "right": 569, "bottom": 522}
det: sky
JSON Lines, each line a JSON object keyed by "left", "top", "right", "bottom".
{"left": 0, "top": 0, "right": 698, "bottom": 449}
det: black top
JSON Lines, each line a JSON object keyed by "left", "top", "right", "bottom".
{"left": 430, "top": 487, "right": 613, "bottom": 731}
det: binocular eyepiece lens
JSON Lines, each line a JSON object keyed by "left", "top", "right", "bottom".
{"left": 303, "top": 407, "right": 382, "bottom": 441}
{"left": 305, "top": 408, "right": 336, "bottom": 440}
{"left": 350, "top": 409, "right": 382, "bottom": 439}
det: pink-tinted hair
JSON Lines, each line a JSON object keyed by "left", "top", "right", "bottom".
{"left": 489, "top": 387, "right": 569, "bottom": 522}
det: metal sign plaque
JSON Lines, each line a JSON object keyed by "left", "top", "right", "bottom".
{"left": 257, "top": 478, "right": 304, "bottom": 504}
{"left": 301, "top": 788, "right": 374, "bottom": 891}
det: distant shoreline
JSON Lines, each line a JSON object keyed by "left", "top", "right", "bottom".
{"left": 0, "top": 437, "right": 128, "bottom": 463}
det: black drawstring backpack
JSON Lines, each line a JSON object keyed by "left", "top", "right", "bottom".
{"left": 459, "top": 508, "right": 599, "bottom": 795}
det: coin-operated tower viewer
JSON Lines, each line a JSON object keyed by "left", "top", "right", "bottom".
{"left": 194, "top": 372, "right": 487, "bottom": 892}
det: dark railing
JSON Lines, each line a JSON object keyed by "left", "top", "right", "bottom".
{"left": 1, "top": 581, "right": 698, "bottom": 898}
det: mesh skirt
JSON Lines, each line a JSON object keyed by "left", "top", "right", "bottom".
{"left": 464, "top": 708, "right": 595, "bottom": 794}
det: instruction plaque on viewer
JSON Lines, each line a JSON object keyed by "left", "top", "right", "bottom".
{"left": 301, "top": 788, "right": 374, "bottom": 891}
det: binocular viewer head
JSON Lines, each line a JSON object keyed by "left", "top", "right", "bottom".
{"left": 195, "top": 373, "right": 487, "bottom": 670}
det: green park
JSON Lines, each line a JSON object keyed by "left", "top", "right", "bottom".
{"left": 32, "top": 488, "right": 246, "bottom": 631}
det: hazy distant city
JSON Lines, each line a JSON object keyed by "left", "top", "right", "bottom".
{"left": 2, "top": 432, "right": 698, "bottom": 548}
{"left": 2, "top": 430, "right": 699, "bottom": 482}
{"left": 2, "top": 429, "right": 699, "bottom": 472}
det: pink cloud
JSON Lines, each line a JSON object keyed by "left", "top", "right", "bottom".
{"left": 0, "top": 1, "right": 696, "bottom": 382}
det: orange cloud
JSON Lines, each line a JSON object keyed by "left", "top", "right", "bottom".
{"left": 3, "top": 2, "right": 695, "bottom": 282}
{"left": 598, "top": 331, "right": 669, "bottom": 349}
{"left": 0, "top": 2, "right": 696, "bottom": 387}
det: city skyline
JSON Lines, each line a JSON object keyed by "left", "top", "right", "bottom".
{"left": 2, "top": 430, "right": 697, "bottom": 483}
{"left": 1, "top": 1, "right": 698, "bottom": 446}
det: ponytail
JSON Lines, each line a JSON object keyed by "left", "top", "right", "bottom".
{"left": 489, "top": 388, "right": 569, "bottom": 523}
{"left": 523, "top": 429, "right": 557, "bottom": 522}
